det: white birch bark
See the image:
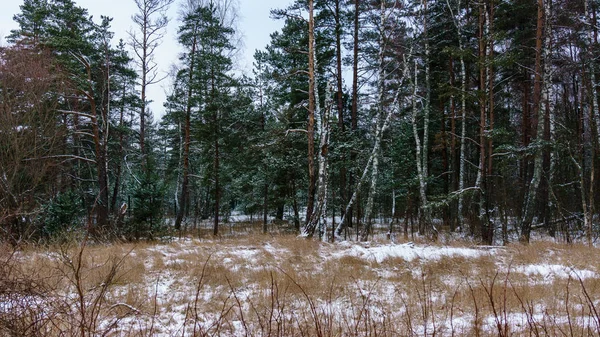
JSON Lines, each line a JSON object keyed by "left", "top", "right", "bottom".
{"left": 411, "top": 59, "right": 432, "bottom": 234}
{"left": 585, "top": 0, "right": 600, "bottom": 147}
{"left": 587, "top": 152, "right": 595, "bottom": 246}
{"left": 474, "top": 1, "right": 487, "bottom": 194}
{"left": 302, "top": 80, "right": 332, "bottom": 238}
{"left": 408, "top": 1, "right": 432, "bottom": 236}
{"left": 388, "top": 190, "right": 396, "bottom": 239}
{"left": 412, "top": 0, "right": 434, "bottom": 235}
{"left": 477, "top": 1, "right": 492, "bottom": 228}
{"left": 302, "top": 36, "right": 330, "bottom": 238}
{"left": 361, "top": 0, "right": 386, "bottom": 241}
{"left": 446, "top": 0, "right": 468, "bottom": 228}
{"left": 521, "top": 0, "right": 551, "bottom": 242}
{"left": 570, "top": 152, "right": 590, "bottom": 245}
{"left": 303, "top": 90, "right": 332, "bottom": 238}
{"left": 318, "top": 83, "right": 333, "bottom": 240}
{"left": 335, "top": 53, "right": 412, "bottom": 239}
{"left": 175, "top": 120, "right": 183, "bottom": 213}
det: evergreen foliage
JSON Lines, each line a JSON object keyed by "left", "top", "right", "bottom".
{"left": 4, "top": 0, "right": 600, "bottom": 244}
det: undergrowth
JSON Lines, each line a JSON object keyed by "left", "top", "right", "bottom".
{"left": 1, "top": 235, "right": 600, "bottom": 336}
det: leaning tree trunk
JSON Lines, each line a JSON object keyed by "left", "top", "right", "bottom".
{"left": 335, "top": 52, "right": 411, "bottom": 240}
{"left": 521, "top": 0, "right": 549, "bottom": 243}
{"left": 361, "top": 0, "right": 387, "bottom": 241}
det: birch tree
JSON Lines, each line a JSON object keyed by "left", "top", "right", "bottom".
{"left": 335, "top": 49, "right": 412, "bottom": 240}
{"left": 304, "top": 81, "right": 334, "bottom": 238}
{"left": 411, "top": 0, "right": 434, "bottom": 237}
{"left": 520, "top": 0, "right": 550, "bottom": 243}
{"left": 361, "top": 0, "right": 390, "bottom": 241}
{"left": 445, "top": 0, "right": 468, "bottom": 229}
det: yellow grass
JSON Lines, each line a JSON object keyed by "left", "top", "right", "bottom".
{"left": 2, "top": 235, "right": 600, "bottom": 336}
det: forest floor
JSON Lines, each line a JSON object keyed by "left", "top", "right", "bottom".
{"left": 2, "top": 227, "right": 600, "bottom": 336}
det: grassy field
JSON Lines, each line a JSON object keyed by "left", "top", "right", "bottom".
{"left": 2, "top": 230, "right": 600, "bottom": 336}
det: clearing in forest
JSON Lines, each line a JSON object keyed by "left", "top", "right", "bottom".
{"left": 2, "top": 235, "right": 600, "bottom": 336}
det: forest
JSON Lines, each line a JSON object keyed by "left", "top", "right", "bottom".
{"left": 1, "top": 0, "right": 598, "bottom": 246}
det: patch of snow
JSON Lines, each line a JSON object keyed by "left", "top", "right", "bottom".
{"left": 514, "top": 264, "right": 596, "bottom": 280}
{"left": 333, "top": 242, "right": 493, "bottom": 263}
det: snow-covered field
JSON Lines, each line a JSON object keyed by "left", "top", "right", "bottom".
{"left": 2, "top": 236, "right": 600, "bottom": 336}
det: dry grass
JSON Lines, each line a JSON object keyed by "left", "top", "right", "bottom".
{"left": 2, "top": 234, "right": 600, "bottom": 336}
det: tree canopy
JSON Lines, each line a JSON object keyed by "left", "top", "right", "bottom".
{"left": 2, "top": 0, "right": 600, "bottom": 246}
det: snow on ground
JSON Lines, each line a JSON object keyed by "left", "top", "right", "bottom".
{"left": 123, "top": 239, "right": 597, "bottom": 335}
{"left": 332, "top": 241, "right": 492, "bottom": 263}
{"left": 4, "top": 238, "right": 600, "bottom": 336}
{"left": 515, "top": 263, "right": 597, "bottom": 280}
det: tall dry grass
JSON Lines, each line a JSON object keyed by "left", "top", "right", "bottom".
{"left": 1, "top": 231, "right": 600, "bottom": 336}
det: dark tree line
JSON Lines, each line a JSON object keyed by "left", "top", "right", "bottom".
{"left": 2, "top": 0, "right": 600, "bottom": 245}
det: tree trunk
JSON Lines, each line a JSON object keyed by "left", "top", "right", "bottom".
{"left": 361, "top": 0, "right": 386, "bottom": 241}
{"left": 446, "top": 0, "right": 468, "bottom": 231}
{"left": 335, "top": 0, "right": 347, "bottom": 236}
{"left": 449, "top": 57, "right": 458, "bottom": 231}
{"left": 411, "top": 59, "right": 430, "bottom": 236}
{"left": 111, "top": 77, "right": 128, "bottom": 215}
{"left": 520, "top": 0, "right": 548, "bottom": 243}
{"left": 304, "top": 82, "right": 333, "bottom": 238}
{"left": 80, "top": 59, "right": 109, "bottom": 231}
{"left": 305, "top": 0, "right": 317, "bottom": 227}
{"left": 174, "top": 33, "right": 196, "bottom": 231}
{"left": 486, "top": 1, "right": 495, "bottom": 244}
{"left": 140, "top": 51, "right": 147, "bottom": 166}
{"left": 422, "top": 0, "right": 432, "bottom": 235}
{"left": 458, "top": 36, "right": 467, "bottom": 230}
{"left": 335, "top": 53, "right": 411, "bottom": 239}
{"left": 345, "top": 0, "right": 360, "bottom": 233}
{"left": 131, "top": 0, "right": 173, "bottom": 170}
{"left": 212, "top": 62, "right": 220, "bottom": 236}
{"left": 352, "top": 0, "right": 359, "bottom": 133}
{"left": 214, "top": 109, "right": 220, "bottom": 236}
{"left": 585, "top": 0, "right": 597, "bottom": 246}
{"left": 476, "top": 0, "right": 494, "bottom": 244}
{"left": 260, "top": 83, "right": 269, "bottom": 234}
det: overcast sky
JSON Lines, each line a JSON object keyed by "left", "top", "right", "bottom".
{"left": 0, "top": 0, "right": 293, "bottom": 119}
